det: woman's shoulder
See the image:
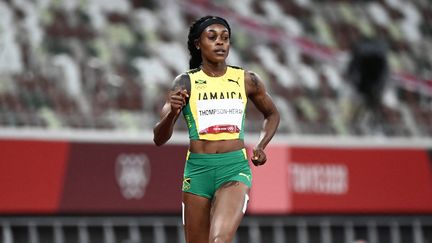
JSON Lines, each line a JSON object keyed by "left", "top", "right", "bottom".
{"left": 173, "top": 72, "right": 190, "bottom": 81}
{"left": 226, "top": 65, "right": 256, "bottom": 77}
{"left": 243, "top": 69, "right": 261, "bottom": 81}
{"left": 171, "top": 72, "right": 191, "bottom": 92}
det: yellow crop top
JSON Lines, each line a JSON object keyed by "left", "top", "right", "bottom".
{"left": 182, "top": 65, "right": 247, "bottom": 141}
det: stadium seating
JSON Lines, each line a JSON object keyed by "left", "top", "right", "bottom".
{"left": 0, "top": 0, "right": 430, "bottom": 137}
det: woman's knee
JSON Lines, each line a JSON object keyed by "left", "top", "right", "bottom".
{"left": 209, "top": 234, "right": 231, "bottom": 243}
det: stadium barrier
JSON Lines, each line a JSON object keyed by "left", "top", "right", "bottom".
{"left": 1, "top": 130, "right": 432, "bottom": 242}
{"left": 1, "top": 215, "right": 431, "bottom": 243}
{"left": 0, "top": 133, "right": 431, "bottom": 215}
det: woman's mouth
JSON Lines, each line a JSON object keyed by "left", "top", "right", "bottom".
{"left": 214, "top": 49, "right": 226, "bottom": 55}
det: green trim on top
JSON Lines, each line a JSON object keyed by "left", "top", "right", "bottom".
{"left": 183, "top": 104, "right": 199, "bottom": 139}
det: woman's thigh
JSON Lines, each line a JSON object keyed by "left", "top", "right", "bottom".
{"left": 209, "top": 182, "right": 250, "bottom": 242}
{"left": 183, "top": 192, "right": 212, "bottom": 243}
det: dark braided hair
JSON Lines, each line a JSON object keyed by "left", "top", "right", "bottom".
{"left": 187, "top": 16, "right": 231, "bottom": 69}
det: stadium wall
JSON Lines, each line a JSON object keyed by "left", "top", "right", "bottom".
{"left": 0, "top": 129, "right": 431, "bottom": 215}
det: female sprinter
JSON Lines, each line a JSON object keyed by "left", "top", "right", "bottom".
{"left": 153, "top": 15, "right": 280, "bottom": 243}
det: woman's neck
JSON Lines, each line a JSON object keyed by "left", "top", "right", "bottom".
{"left": 201, "top": 61, "right": 227, "bottom": 77}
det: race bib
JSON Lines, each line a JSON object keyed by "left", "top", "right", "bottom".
{"left": 196, "top": 99, "right": 244, "bottom": 134}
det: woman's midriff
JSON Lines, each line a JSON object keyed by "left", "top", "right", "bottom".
{"left": 189, "top": 139, "right": 245, "bottom": 154}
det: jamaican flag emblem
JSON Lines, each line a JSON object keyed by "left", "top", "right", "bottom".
{"left": 182, "top": 178, "right": 191, "bottom": 190}
{"left": 195, "top": 79, "right": 207, "bottom": 84}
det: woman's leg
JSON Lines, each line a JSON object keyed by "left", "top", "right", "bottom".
{"left": 183, "top": 192, "right": 212, "bottom": 243}
{"left": 209, "top": 182, "right": 250, "bottom": 243}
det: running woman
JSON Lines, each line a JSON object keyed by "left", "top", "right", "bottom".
{"left": 153, "top": 15, "right": 280, "bottom": 243}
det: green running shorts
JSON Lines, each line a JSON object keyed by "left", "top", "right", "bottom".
{"left": 182, "top": 148, "right": 252, "bottom": 199}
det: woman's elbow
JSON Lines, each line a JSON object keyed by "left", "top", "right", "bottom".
{"left": 153, "top": 137, "right": 165, "bottom": 146}
{"left": 265, "top": 108, "right": 280, "bottom": 121}
{"left": 153, "top": 132, "right": 170, "bottom": 146}
{"left": 153, "top": 131, "right": 163, "bottom": 146}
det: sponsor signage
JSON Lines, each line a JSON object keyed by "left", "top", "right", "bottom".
{"left": 0, "top": 139, "right": 431, "bottom": 214}
{"left": 0, "top": 140, "right": 69, "bottom": 213}
{"left": 60, "top": 143, "right": 186, "bottom": 214}
{"left": 0, "top": 139, "right": 187, "bottom": 214}
{"left": 249, "top": 146, "right": 432, "bottom": 214}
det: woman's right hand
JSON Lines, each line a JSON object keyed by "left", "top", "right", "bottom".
{"left": 169, "top": 88, "right": 189, "bottom": 114}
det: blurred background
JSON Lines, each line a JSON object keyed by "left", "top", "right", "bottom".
{"left": 0, "top": 0, "right": 431, "bottom": 242}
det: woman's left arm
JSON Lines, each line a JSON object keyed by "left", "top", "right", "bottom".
{"left": 246, "top": 71, "right": 280, "bottom": 166}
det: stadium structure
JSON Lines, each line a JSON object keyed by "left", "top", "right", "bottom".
{"left": 0, "top": 0, "right": 431, "bottom": 242}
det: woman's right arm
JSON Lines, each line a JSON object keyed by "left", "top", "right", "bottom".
{"left": 153, "top": 74, "right": 190, "bottom": 146}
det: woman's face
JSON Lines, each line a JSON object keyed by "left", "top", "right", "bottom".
{"left": 197, "top": 24, "right": 230, "bottom": 63}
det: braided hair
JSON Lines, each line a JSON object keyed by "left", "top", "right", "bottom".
{"left": 187, "top": 16, "right": 231, "bottom": 69}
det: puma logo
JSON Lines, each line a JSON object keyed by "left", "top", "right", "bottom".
{"left": 239, "top": 172, "right": 251, "bottom": 182}
{"left": 228, "top": 78, "right": 240, "bottom": 86}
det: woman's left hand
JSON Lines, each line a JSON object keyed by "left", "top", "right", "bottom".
{"left": 251, "top": 147, "right": 267, "bottom": 166}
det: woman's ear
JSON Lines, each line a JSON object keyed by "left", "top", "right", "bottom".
{"left": 195, "top": 39, "right": 200, "bottom": 50}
